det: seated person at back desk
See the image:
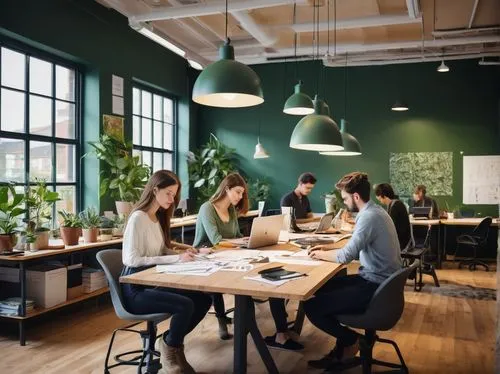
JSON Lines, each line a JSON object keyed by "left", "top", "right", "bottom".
{"left": 411, "top": 184, "right": 439, "bottom": 219}
{"left": 374, "top": 183, "right": 411, "bottom": 251}
{"left": 280, "top": 172, "right": 316, "bottom": 222}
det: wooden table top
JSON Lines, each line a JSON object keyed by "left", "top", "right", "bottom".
{"left": 0, "top": 238, "right": 124, "bottom": 262}
{"left": 440, "top": 218, "right": 499, "bottom": 226}
{"left": 120, "top": 244, "right": 344, "bottom": 301}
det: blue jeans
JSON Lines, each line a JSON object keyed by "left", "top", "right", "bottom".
{"left": 121, "top": 266, "right": 212, "bottom": 347}
{"left": 304, "top": 274, "right": 379, "bottom": 347}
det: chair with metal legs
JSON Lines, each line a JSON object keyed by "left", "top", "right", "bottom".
{"left": 96, "top": 249, "right": 170, "bottom": 374}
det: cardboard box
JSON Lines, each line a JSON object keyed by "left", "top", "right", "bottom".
{"left": 67, "top": 264, "right": 83, "bottom": 300}
{"left": 27, "top": 265, "right": 67, "bottom": 308}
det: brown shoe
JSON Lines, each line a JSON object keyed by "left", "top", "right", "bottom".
{"left": 159, "top": 339, "right": 182, "bottom": 374}
{"left": 178, "top": 344, "right": 196, "bottom": 374}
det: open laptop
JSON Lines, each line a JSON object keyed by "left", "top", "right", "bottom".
{"left": 412, "top": 206, "right": 431, "bottom": 220}
{"left": 296, "top": 212, "right": 336, "bottom": 234}
{"left": 227, "top": 214, "right": 284, "bottom": 249}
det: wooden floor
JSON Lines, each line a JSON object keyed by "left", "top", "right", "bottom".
{"left": 0, "top": 263, "right": 496, "bottom": 374}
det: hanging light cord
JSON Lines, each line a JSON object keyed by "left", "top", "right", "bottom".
{"left": 327, "top": 0, "right": 330, "bottom": 57}
{"left": 315, "top": 0, "right": 320, "bottom": 96}
{"left": 225, "top": 0, "right": 229, "bottom": 44}
{"left": 293, "top": 1, "right": 298, "bottom": 81}
{"left": 333, "top": 0, "right": 337, "bottom": 57}
{"left": 344, "top": 53, "right": 348, "bottom": 119}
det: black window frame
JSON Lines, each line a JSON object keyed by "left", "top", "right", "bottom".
{"left": 131, "top": 82, "right": 177, "bottom": 174}
{"left": 0, "top": 37, "right": 82, "bottom": 222}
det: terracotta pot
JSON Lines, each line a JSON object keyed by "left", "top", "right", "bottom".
{"left": 82, "top": 228, "right": 99, "bottom": 243}
{"left": 31, "top": 231, "right": 50, "bottom": 250}
{"left": 0, "top": 234, "right": 17, "bottom": 252}
{"left": 60, "top": 226, "right": 80, "bottom": 246}
{"left": 115, "top": 201, "right": 133, "bottom": 216}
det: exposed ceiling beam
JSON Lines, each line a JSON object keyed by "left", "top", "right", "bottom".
{"left": 468, "top": 0, "right": 480, "bottom": 28}
{"left": 285, "top": 14, "right": 422, "bottom": 33}
{"left": 202, "top": 35, "right": 500, "bottom": 60}
{"left": 433, "top": 26, "right": 500, "bottom": 37}
{"left": 129, "top": 0, "right": 305, "bottom": 23}
{"left": 406, "top": 0, "right": 420, "bottom": 19}
{"left": 230, "top": 10, "right": 277, "bottom": 47}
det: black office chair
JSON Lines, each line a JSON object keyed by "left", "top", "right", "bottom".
{"left": 402, "top": 224, "right": 440, "bottom": 291}
{"left": 454, "top": 216, "right": 492, "bottom": 271}
{"left": 96, "top": 249, "right": 170, "bottom": 374}
{"left": 328, "top": 262, "right": 418, "bottom": 374}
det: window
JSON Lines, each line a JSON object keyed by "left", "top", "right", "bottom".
{"left": 0, "top": 44, "right": 80, "bottom": 217}
{"left": 132, "top": 85, "right": 176, "bottom": 173}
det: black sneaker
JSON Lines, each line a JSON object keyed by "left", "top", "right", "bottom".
{"left": 308, "top": 346, "right": 342, "bottom": 369}
{"left": 264, "top": 334, "right": 304, "bottom": 351}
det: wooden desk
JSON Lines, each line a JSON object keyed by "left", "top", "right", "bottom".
{"left": 121, "top": 244, "right": 344, "bottom": 374}
{"left": 440, "top": 218, "right": 499, "bottom": 226}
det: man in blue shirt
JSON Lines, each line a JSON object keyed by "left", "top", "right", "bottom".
{"left": 305, "top": 172, "right": 402, "bottom": 369}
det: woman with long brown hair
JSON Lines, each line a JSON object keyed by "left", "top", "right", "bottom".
{"left": 192, "top": 172, "right": 248, "bottom": 339}
{"left": 121, "top": 170, "right": 212, "bottom": 373}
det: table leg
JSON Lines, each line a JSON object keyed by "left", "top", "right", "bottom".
{"left": 234, "top": 295, "right": 279, "bottom": 374}
{"left": 291, "top": 301, "right": 305, "bottom": 336}
{"left": 437, "top": 224, "right": 442, "bottom": 269}
{"left": 19, "top": 262, "right": 26, "bottom": 346}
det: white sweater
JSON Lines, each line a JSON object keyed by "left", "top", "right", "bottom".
{"left": 122, "top": 210, "right": 180, "bottom": 267}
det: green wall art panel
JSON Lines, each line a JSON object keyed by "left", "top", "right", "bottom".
{"left": 390, "top": 152, "right": 453, "bottom": 196}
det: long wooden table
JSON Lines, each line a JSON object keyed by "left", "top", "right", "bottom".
{"left": 120, "top": 244, "right": 345, "bottom": 374}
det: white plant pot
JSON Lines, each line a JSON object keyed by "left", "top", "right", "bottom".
{"left": 447, "top": 212, "right": 454, "bottom": 219}
{"left": 115, "top": 201, "right": 133, "bottom": 217}
{"left": 31, "top": 231, "right": 50, "bottom": 251}
{"left": 324, "top": 194, "right": 336, "bottom": 214}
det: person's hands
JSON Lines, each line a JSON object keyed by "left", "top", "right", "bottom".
{"left": 179, "top": 252, "right": 195, "bottom": 262}
{"left": 185, "top": 247, "right": 198, "bottom": 254}
{"left": 198, "top": 247, "right": 213, "bottom": 254}
{"left": 308, "top": 245, "right": 327, "bottom": 254}
{"left": 309, "top": 250, "right": 334, "bottom": 262}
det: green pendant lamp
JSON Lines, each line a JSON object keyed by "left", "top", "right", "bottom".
{"left": 283, "top": 3, "right": 314, "bottom": 115}
{"left": 283, "top": 80, "right": 314, "bottom": 115}
{"left": 192, "top": 0, "right": 263, "bottom": 108}
{"left": 391, "top": 100, "right": 409, "bottom": 111}
{"left": 289, "top": 96, "right": 343, "bottom": 152}
{"left": 320, "top": 119, "right": 361, "bottom": 156}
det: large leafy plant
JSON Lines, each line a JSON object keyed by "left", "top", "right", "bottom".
{"left": 187, "top": 134, "right": 237, "bottom": 206}
{"left": 86, "top": 135, "right": 151, "bottom": 202}
{"left": 25, "top": 179, "right": 60, "bottom": 232}
{"left": 0, "top": 184, "right": 25, "bottom": 235}
{"left": 248, "top": 178, "right": 271, "bottom": 209}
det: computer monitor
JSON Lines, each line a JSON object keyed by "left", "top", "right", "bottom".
{"left": 412, "top": 206, "right": 431, "bottom": 219}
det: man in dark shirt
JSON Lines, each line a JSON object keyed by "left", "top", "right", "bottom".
{"left": 412, "top": 184, "right": 439, "bottom": 218}
{"left": 374, "top": 183, "right": 411, "bottom": 250}
{"left": 280, "top": 172, "right": 316, "bottom": 220}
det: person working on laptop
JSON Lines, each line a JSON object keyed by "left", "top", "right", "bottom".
{"left": 280, "top": 172, "right": 316, "bottom": 222}
{"left": 193, "top": 173, "right": 304, "bottom": 350}
{"left": 304, "top": 172, "right": 402, "bottom": 369}
{"left": 412, "top": 184, "right": 439, "bottom": 218}
{"left": 121, "top": 170, "right": 212, "bottom": 373}
{"left": 374, "top": 183, "right": 411, "bottom": 250}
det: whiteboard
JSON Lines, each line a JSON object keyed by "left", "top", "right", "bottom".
{"left": 463, "top": 156, "right": 500, "bottom": 204}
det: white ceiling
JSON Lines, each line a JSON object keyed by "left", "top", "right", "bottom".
{"left": 97, "top": 0, "right": 500, "bottom": 67}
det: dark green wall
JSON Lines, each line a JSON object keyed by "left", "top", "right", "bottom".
{"left": 0, "top": 0, "right": 193, "bottom": 211}
{"left": 196, "top": 59, "right": 500, "bottom": 216}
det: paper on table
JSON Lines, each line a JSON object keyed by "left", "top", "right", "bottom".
{"left": 269, "top": 256, "right": 322, "bottom": 266}
{"left": 156, "top": 262, "right": 221, "bottom": 276}
{"left": 244, "top": 275, "right": 296, "bottom": 286}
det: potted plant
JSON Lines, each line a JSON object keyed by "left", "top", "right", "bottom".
{"left": 25, "top": 179, "right": 60, "bottom": 250}
{"left": 112, "top": 214, "right": 126, "bottom": 237}
{"left": 248, "top": 178, "right": 271, "bottom": 212}
{"left": 187, "top": 133, "right": 237, "bottom": 208}
{"left": 85, "top": 135, "right": 150, "bottom": 216}
{"left": 59, "top": 210, "right": 82, "bottom": 246}
{"left": 323, "top": 189, "right": 343, "bottom": 214}
{"left": 79, "top": 207, "right": 102, "bottom": 243}
{"left": 0, "top": 184, "right": 25, "bottom": 252}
